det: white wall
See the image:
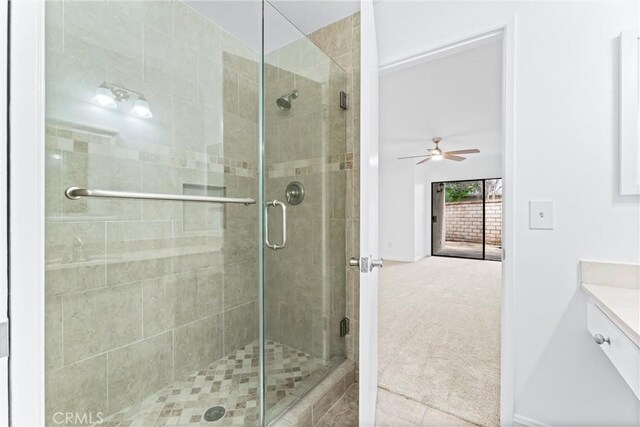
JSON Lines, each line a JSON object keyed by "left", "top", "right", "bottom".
{"left": 376, "top": 1, "right": 640, "bottom": 425}
{"left": 379, "top": 158, "right": 416, "bottom": 261}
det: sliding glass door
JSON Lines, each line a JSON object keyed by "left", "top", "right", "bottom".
{"left": 431, "top": 179, "right": 502, "bottom": 261}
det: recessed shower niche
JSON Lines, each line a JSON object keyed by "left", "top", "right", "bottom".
{"left": 182, "top": 183, "right": 226, "bottom": 232}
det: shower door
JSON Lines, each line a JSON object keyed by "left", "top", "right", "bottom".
{"left": 42, "top": 1, "right": 264, "bottom": 425}
{"left": 262, "top": 3, "right": 348, "bottom": 423}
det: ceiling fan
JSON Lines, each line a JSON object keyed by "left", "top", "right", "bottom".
{"left": 397, "top": 137, "right": 480, "bottom": 164}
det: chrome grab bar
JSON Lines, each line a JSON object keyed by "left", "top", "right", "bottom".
{"left": 65, "top": 187, "right": 255, "bottom": 205}
{"left": 265, "top": 200, "right": 287, "bottom": 250}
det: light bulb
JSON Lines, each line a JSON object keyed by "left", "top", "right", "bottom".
{"left": 92, "top": 83, "right": 117, "bottom": 109}
{"left": 431, "top": 154, "right": 443, "bottom": 161}
{"left": 131, "top": 96, "right": 153, "bottom": 119}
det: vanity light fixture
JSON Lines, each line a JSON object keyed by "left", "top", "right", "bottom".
{"left": 91, "top": 82, "right": 153, "bottom": 119}
{"left": 131, "top": 96, "right": 153, "bottom": 119}
{"left": 91, "top": 83, "right": 117, "bottom": 109}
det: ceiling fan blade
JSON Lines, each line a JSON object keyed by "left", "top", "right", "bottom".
{"left": 444, "top": 154, "right": 466, "bottom": 161}
{"left": 446, "top": 149, "right": 480, "bottom": 155}
{"left": 398, "top": 154, "right": 429, "bottom": 160}
{"left": 416, "top": 157, "right": 431, "bottom": 165}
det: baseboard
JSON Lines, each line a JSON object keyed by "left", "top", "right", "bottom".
{"left": 513, "top": 414, "right": 552, "bottom": 427}
{"left": 413, "top": 253, "right": 429, "bottom": 262}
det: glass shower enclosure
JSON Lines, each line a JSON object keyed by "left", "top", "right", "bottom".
{"left": 43, "top": 1, "right": 347, "bottom": 425}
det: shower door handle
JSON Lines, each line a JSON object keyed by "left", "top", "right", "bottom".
{"left": 265, "top": 200, "right": 287, "bottom": 250}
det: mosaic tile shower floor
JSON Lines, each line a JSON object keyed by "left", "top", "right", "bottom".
{"left": 101, "top": 341, "right": 337, "bottom": 427}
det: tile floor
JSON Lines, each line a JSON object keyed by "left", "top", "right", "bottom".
{"left": 314, "top": 386, "right": 477, "bottom": 427}
{"left": 100, "top": 340, "right": 335, "bottom": 426}
{"left": 375, "top": 388, "right": 477, "bottom": 426}
{"left": 315, "top": 383, "right": 358, "bottom": 427}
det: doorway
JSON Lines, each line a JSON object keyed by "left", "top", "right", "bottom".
{"left": 431, "top": 178, "right": 502, "bottom": 261}
{"left": 377, "top": 25, "right": 510, "bottom": 426}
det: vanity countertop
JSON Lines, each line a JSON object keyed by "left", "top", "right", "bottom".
{"left": 581, "top": 260, "right": 640, "bottom": 347}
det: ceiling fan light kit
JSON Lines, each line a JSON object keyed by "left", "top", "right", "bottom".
{"left": 397, "top": 137, "right": 480, "bottom": 165}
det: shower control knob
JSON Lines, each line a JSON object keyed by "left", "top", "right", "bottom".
{"left": 594, "top": 334, "right": 610, "bottom": 345}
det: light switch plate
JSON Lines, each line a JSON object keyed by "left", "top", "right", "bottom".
{"left": 529, "top": 201, "right": 554, "bottom": 229}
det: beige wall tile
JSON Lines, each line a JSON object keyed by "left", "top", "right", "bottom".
{"left": 223, "top": 302, "right": 257, "bottom": 354}
{"left": 63, "top": 283, "right": 143, "bottom": 364}
{"left": 224, "top": 260, "right": 257, "bottom": 310}
{"left": 106, "top": 256, "right": 172, "bottom": 287}
{"left": 45, "top": 354, "right": 108, "bottom": 425}
{"left": 46, "top": 264, "right": 106, "bottom": 297}
{"left": 46, "top": 222, "right": 106, "bottom": 266}
{"left": 142, "top": 272, "right": 201, "bottom": 337}
{"left": 107, "top": 332, "right": 173, "bottom": 413}
{"left": 198, "top": 55, "right": 224, "bottom": 109}
{"left": 196, "top": 266, "right": 225, "bottom": 317}
{"left": 142, "top": 276, "right": 177, "bottom": 337}
{"left": 173, "top": 1, "right": 221, "bottom": 60}
{"left": 174, "top": 314, "right": 224, "bottom": 380}
{"left": 64, "top": 1, "right": 143, "bottom": 61}
{"left": 223, "top": 66, "right": 240, "bottom": 116}
{"left": 223, "top": 113, "right": 258, "bottom": 163}
{"left": 45, "top": 296, "right": 63, "bottom": 371}
{"left": 173, "top": 96, "right": 206, "bottom": 153}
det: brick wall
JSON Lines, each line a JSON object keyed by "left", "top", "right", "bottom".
{"left": 444, "top": 200, "right": 502, "bottom": 245}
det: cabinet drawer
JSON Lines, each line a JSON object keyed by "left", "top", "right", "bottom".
{"left": 587, "top": 301, "right": 640, "bottom": 399}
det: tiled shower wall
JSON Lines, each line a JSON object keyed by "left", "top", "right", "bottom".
{"left": 44, "top": 1, "right": 259, "bottom": 422}
{"left": 309, "top": 13, "right": 362, "bottom": 367}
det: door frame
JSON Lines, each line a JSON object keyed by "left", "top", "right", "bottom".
{"left": 8, "top": 0, "right": 46, "bottom": 425}
{"left": 377, "top": 22, "right": 516, "bottom": 424}
{"left": 1, "top": 0, "right": 9, "bottom": 424}
{"left": 358, "top": 0, "right": 380, "bottom": 425}
{"left": 430, "top": 177, "right": 503, "bottom": 262}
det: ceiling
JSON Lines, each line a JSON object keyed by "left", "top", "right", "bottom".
{"left": 185, "top": 0, "right": 360, "bottom": 53}
{"left": 379, "top": 40, "right": 502, "bottom": 163}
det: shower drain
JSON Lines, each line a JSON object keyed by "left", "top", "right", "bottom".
{"left": 203, "top": 406, "right": 226, "bottom": 422}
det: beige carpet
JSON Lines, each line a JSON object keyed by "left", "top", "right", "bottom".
{"left": 378, "top": 257, "right": 501, "bottom": 427}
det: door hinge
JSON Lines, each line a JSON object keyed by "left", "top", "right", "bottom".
{"left": 0, "top": 321, "right": 8, "bottom": 359}
{"left": 340, "top": 91, "right": 349, "bottom": 110}
{"left": 340, "top": 317, "right": 350, "bottom": 337}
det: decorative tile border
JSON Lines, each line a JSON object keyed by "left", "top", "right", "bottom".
{"left": 46, "top": 123, "right": 258, "bottom": 178}
{"left": 267, "top": 153, "right": 354, "bottom": 178}
{"left": 46, "top": 123, "right": 354, "bottom": 180}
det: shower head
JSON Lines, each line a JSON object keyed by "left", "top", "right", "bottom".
{"left": 276, "top": 89, "right": 298, "bottom": 110}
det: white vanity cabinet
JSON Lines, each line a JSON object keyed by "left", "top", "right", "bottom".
{"left": 587, "top": 301, "right": 639, "bottom": 399}
{"left": 581, "top": 261, "right": 640, "bottom": 400}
